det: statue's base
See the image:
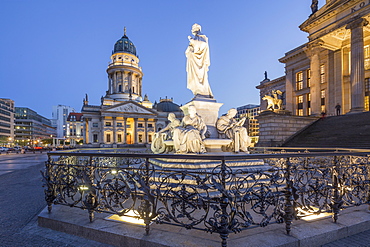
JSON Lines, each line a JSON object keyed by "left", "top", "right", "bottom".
{"left": 182, "top": 97, "right": 223, "bottom": 138}
{"left": 149, "top": 156, "right": 266, "bottom": 171}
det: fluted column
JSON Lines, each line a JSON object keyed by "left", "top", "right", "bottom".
{"left": 346, "top": 18, "right": 368, "bottom": 113}
{"left": 85, "top": 118, "right": 90, "bottom": 144}
{"left": 112, "top": 117, "right": 116, "bottom": 144}
{"left": 113, "top": 72, "right": 117, "bottom": 93}
{"left": 134, "top": 118, "right": 138, "bottom": 144}
{"left": 306, "top": 40, "right": 324, "bottom": 115}
{"left": 144, "top": 119, "right": 148, "bottom": 143}
{"left": 123, "top": 118, "right": 127, "bottom": 144}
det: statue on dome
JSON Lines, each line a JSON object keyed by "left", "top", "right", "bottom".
{"left": 185, "top": 23, "right": 213, "bottom": 98}
{"left": 173, "top": 105, "right": 207, "bottom": 154}
{"left": 151, "top": 113, "right": 180, "bottom": 154}
{"left": 216, "top": 108, "right": 251, "bottom": 153}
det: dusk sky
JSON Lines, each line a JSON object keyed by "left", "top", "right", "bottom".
{"left": 0, "top": 0, "right": 323, "bottom": 118}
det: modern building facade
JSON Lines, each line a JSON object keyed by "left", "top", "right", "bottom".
{"left": 236, "top": 104, "right": 261, "bottom": 145}
{"left": 66, "top": 112, "right": 84, "bottom": 146}
{"left": 51, "top": 105, "right": 75, "bottom": 138}
{"left": 82, "top": 29, "right": 182, "bottom": 147}
{"left": 258, "top": 0, "right": 370, "bottom": 117}
{"left": 14, "top": 107, "right": 56, "bottom": 147}
{"left": 0, "top": 98, "right": 15, "bottom": 145}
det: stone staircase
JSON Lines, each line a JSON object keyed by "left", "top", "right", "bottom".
{"left": 282, "top": 112, "right": 370, "bottom": 148}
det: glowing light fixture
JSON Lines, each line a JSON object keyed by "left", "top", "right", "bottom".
{"left": 106, "top": 210, "right": 155, "bottom": 226}
{"left": 79, "top": 185, "right": 89, "bottom": 191}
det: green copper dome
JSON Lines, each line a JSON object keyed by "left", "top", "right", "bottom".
{"left": 113, "top": 30, "right": 137, "bottom": 56}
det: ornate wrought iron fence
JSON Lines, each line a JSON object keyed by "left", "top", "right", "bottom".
{"left": 42, "top": 149, "right": 370, "bottom": 247}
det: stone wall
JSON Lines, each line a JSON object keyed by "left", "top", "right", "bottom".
{"left": 256, "top": 110, "right": 317, "bottom": 147}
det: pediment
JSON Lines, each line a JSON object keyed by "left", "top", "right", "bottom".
{"left": 103, "top": 102, "right": 156, "bottom": 115}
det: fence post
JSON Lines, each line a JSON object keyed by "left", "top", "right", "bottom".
{"left": 331, "top": 156, "right": 342, "bottom": 223}
{"left": 284, "top": 157, "right": 294, "bottom": 235}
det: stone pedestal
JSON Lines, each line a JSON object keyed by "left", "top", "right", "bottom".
{"left": 181, "top": 95, "right": 223, "bottom": 138}
{"left": 256, "top": 110, "right": 316, "bottom": 147}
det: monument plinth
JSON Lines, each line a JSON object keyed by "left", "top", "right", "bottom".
{"left": 181, "top": 96, "right": 223, "bottom": 138}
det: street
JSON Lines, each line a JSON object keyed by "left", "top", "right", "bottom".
{"left": 0, "top": 153, "right": 111, "bottom": 247}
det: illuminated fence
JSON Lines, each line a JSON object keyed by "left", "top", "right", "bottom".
{"left": 42, "top": 149, "right": 370, "bottom": 247}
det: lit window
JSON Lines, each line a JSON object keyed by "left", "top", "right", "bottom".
{"left": 106, "top": 122, "right": 112, "bottom": 127}
{"left": 321, "top": 90, "right": 326, "bottom": 112}
{"left": 320, "top": 65, "right": 325, "bottom": 83}
{"left": 297, "top": 95, "right": 303, "bottom": 116}
{"left": 117, "top": 134, "right": 122, "bottom": 143}
{"left": 307, "top": 93, "right": 311, "bottom": 115}
{"left": 296, "top": 71, "right": 303, "bottom": 90}
{"left": 106, "top": 133, "right": 111, "bottom": 143}
{"left": 365, "top": 46, "right": 370, "bottom": 70}
{"left": 306, "top": 69, "right": 311, "bottom": 87}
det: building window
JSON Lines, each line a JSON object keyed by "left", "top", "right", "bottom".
{"left": 106, "top": 133, "right": 111, "bottom": 143}
{"left": 365, "top": 78, "right": 370, "bottom": 111}
{"left": 148, "top": 123, "right": 153, "bottom": 128}
{"left": 148, "top": 134, "right": 152, "bottom": 142}
{"left": 321, "top": 90, "right": 326, "bottom": 112}
{"left": 307, "top": 93, "right": 311, "bottom": 115}
{"left": 105, "top": 122, "right": 112, "bottom": 126}
{"left": 138, "top": 134, "right": 143, "bottom": 142}
{"left": 306, "top": 69, "right": 311, "bottom": 88}
{"left": 117, "top": 134, "right": 122, "bottom": 142}
{"left": 320, "top": 64, "right": 325, "bottom": 83}
{"left": 297, "top": 95, "right": 303, "bottom": 116}
{"left": 296, "top": 71, "right": 303, "bottom": 90}
{"left": 117, "top": 122, "right": 122, "bottom": 127}
{"left": 93, "top": 134, "right": 98, "bottom": 143}
{"left": 92, "top": 123, "right": 98, "bottom": 128}
{"left": 138, "top": 123, "right": 143, "bottom": 128}
{"left": 365, "top": 46, "right": 370, "bottom": 70}
{"left": 118, "top": 85, "right": 122, "bottom": 92}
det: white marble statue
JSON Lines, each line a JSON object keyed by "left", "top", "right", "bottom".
{"left": 151, "top": 113, "right": 180, "bottom": 154}
{"left": 216, "top": 108, "right": 251, "bottom": 153}
{"left": 185, "top": 23, "right": 213, "bottom": 98}
{"left": 173, "top": 105, "right": 207, "bottom": 154}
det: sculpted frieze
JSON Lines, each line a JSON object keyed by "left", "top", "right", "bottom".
{"left": 106, "top": 103, "right": 153, "bottom": 114}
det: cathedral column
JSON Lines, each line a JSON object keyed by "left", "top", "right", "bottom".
{"left": 134, "top": 118, "right": 138, "bottom": 144}
{"left": 108, "top": 75, "right": 112, "bottom": 94}
{"left": 144, "top": 119, "right": 148, "bottom": 143}
{"left": 85, "top": 118, "right": 90, "bottom": 144}
{"left": 112, "top": 117, "right": 117, "bottom": 144}
{"left": 113, "top": 72, "right": 117, "bottom": 93}
{"left": 128, "top": 72, "right": 133, "bottom": 98}
{"left": 100, "top": 116, "right": 105, "bottom": 144}
{"left": 123, "top": 117, "right": 127, "bottom": 144}
{"left": 346, "top": 17, "right": 368, "bottom": 113}
{"left": 306, "top": 40, "right": 324, "bottom": 115}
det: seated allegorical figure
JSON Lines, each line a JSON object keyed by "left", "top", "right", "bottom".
{"left": 216, "top": 108, "right": 251, "bottom": 153}
{"left": 173, "top": 105, "right": 207, "bottom": 154}
{"left": 151, "top": 113, "right": 180, "bottom": 154}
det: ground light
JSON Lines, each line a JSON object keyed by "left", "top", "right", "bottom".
{"left": 106, "top": 210, "right": 156, "bottom": 226}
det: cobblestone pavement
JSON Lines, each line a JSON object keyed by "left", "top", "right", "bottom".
{"left": 0, "top": 153, "right": 112, "bottom": 247}
{"left": 0, "top": 153, "right": 369, "bottom": 246}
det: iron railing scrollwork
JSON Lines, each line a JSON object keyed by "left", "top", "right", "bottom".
{"left": 42, "top": 149, "right": 370, "bottom": 247}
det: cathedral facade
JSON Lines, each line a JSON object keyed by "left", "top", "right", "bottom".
{"left": 82, "top": 30, "right": 182, "bottom": 147}
{"left": 258, "top": 0, "right": 370, "bottom": 116}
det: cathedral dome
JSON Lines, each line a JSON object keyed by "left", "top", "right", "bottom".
{"left": 155, "top": 98, "right": 181, "bottom": 112}
{"left": 113, "top": 30, "right": 137, "bottom": 56}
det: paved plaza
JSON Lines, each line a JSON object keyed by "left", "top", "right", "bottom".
{"left": 0, "top": 153, "right": 369, "bottom": 246}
